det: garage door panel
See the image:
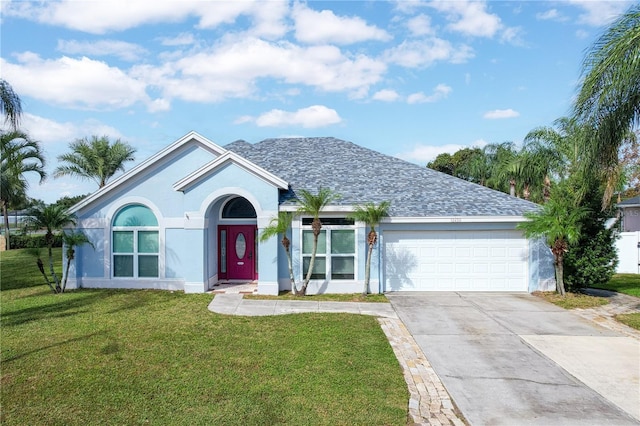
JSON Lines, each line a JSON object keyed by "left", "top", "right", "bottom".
{"left": 384, "top": 230, "right": 528, "bottom": 292}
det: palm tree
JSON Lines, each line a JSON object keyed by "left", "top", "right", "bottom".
{"left": 517, "top": 196, "right": 589, "bottom": 296}
{"left": 26, "top": 247, "right": 57, "bottom": 294}
{"left": 573, "top": 4, "right": 640, "bottom": 206}
{"left": 259, "top": 212, "right": 299, "bottom": 295}
{"left": 54, "top": 135, "right": 136, "bottom": 188}
{"left": 296, "top": 188, "right": 340, "bottom": 295}
{"left": 0, "top": 79, "right": 22, "bottom": 130}
{"left": 26, "top": 204, "right": 77, "bottom": 293}
{"left": 1, "top": 130, "right": 46, "bottom": 249}
{"left": 61, "top": 231, "right": 93, "bottom": 293}
{"left": 485, "top": 142, "right": 518, "bottom": 196}
{"left": 349, "top": 201, "right": 390, "bottom": 296}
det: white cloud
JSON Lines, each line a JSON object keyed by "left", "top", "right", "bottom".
{"left": 384, "top": 38, "right": 474, "bottom": 68}
{"left": 56, "top": 39, "right": 148, "bottom": 61}
{"left": 372, "top": 89, "right": 400, "bottom": 102}
{"left": 536, "top": 9, "right": 567, "bottom": 22}
{"left": 1, "top": 55, "right": 161, "bottom": 111}
{"left": 406, "top": 14, "right": 434, "bottom": 37}
{"left": 483, "top": 108, "right": 520, "bottom": 119}
{"left": 292, "top": 3, "right": 391, "bottom": 45}
{"left": 243, "top": 105, "right": 342, "bottom": 128}
{"left": 429, "top": 0, "right": 502, "bottom": 38}
{"left": 407, "top": 84, "right": 452, "bottom": 104}
{"left": 159, "top": 33, "right": 196, "bottom": 46}
{"left": 395, "top": 139, "right": 487, "bottom": 164}
{"left": 2, "top": 0, "right": 289, "bottom": 37}
{"left": 567, "top": 0, "right": 632, "bottom": 26}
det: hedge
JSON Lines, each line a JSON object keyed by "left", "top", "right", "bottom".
{"left": 7, "top": 234, "right": 63, "bottom": 250}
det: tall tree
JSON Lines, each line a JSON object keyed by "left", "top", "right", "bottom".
{"left": 25, "top": 204, "right": 77, "bottom": 293}
{"left": 259, "top": 212, "right": 299, "bottom": 295}
{"left": 573, "top": 4, "right": 640, "bottom": 207}
{"left": 296, "top": 188, "right": 340, "bottom": 296}
{"left": 517, "top": 195, "right": 589, "bottom": 296}
{"left": 484, "top": 142, "right": 518, "bottom": 196}
{"left": 0, "top": 79, "right": 22, "bottom": 130}
{"left": 1, "top": 131, "right": 46, "bottom": 249}
{"left": 54, "top": 135, "right": 136, "bottom": 188}
{"left": 349, "top": 201, "right": 390, "bottom": 296}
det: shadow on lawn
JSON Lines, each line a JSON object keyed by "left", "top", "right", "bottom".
{"left": 1, "top": 291, "right": 108, "bottom": 327}
{"left": 1, "top": 331, "right": 107, "bottom": 363}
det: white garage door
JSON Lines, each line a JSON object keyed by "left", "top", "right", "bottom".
{"left": 384, "top": 230, "right": 529, "bottom": 291}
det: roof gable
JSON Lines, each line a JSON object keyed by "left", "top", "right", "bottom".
{"left": 70, "top": 131, "right": 226, "bottom": 213}
{"left": 619, "top": 195, "right": 640, "bottom": 207}
{"left": 173, "top": 151, "right": 288, "bottom": 192}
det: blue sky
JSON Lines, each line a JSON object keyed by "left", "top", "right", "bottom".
{"left": 1, "top": 0, "right": 634, "bottom": 203}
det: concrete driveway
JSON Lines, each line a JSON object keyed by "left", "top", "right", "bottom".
{"left": 387, "top": 292, "right": 640, "bottom": 426}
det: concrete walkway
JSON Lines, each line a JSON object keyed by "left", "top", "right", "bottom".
{"left": 209, "top": 294, "right": 464, "bottom": 425}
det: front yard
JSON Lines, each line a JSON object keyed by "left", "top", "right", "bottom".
{"left": 0, "top": 249, "right": 408, "bottom": 425}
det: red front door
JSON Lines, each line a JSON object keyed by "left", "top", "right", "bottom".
{"left": 220, "top": 225, "right": 257, "bottom": 280}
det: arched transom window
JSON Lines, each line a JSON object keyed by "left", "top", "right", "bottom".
{"left": 112, "top": 204, "right": 159, "bottom": 278}
{"left": 222, "top": 197, "right": 256, "bottom": 218}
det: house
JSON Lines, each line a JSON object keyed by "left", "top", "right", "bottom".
{"left": 65, "top": 131, "right": 556, "bottom": 294}
{"left": 615, "top": 196, "right": 640, "bottom": 274}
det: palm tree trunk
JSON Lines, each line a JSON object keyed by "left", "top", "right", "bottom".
{"left": 363, "top": 243, "right": 373, "bottom": 296}
{"left": 301, "top": 234, "right": 319, "bottom": 296}
{"left": 285, "top": 246, "right": 300, "bottom": 296}
{"left": 62, "top": 250, "right": 74, "bottom": 293}
{"left": 509, "top": 179, "right": 516, "bottom": 197}
{"left": 47, "top": 242, "right": 61, "bottom": 292}
{"left": 2, "top": 200, "right": 10, "bottom": 250}
{"left": 555, "top": 255, "right": 566, "bottom": 296}
{"left": 37, "top": 257, "right": 57, "bottom": 294}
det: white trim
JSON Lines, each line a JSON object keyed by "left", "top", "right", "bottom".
{"left": 386, "top": 215, "right": 527, "bottom": 224}
{"left": 173, "top": 151, "right": 288, "bottom": 191}
{"left": 70, "top": 131, "right": 226, "bottom": 214}
{"left": 78, "top": 278, "right": 185, "bottom": 291}
{"left": 199, "top": 188, "right": 265, "bottom": 218}
{"left": 279, "top": 204, "right": 354, "bottom": 213}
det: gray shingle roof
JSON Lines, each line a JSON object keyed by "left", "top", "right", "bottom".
{"left": 225, "top": 137, "right": 540, "bottom": 217}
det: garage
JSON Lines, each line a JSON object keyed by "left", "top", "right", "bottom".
{"left": 383, "top": 230, "right": 529, "bottom": 292}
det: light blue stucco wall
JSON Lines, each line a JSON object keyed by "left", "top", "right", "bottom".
{"left": 70, "top": 141, "right": 281, "bottom": 293}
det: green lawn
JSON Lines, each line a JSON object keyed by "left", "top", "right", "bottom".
{"left": 1, "top": 249, "right": 408, "bottom": 425}
{"left": 593, "top": 274, "right": 640, "bottom": 297}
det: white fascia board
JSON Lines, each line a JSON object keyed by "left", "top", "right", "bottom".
{"left": 279, "top": 204, "right": 356, "bottom": 213}
{"left": 69, "top": 131, "right": 226, "bottom": 214}
{"left": 619, "top": 204, "right": 640, "bottom": 208}
{"left": 386, "top": 215, "right": 527, "bottom": 224}
{"left": 173, "top": 151, "right": 288, "bottom": 191}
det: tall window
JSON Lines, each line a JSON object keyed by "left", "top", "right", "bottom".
{"left": 112, "top": 204, "right": 159, "bottom": 278}
{"left": 302, "top": 219, "right": 355, "bottom": 280}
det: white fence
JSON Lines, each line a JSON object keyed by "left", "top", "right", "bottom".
{"left": 615, "top": 231, "right": 639, "bottom": 274}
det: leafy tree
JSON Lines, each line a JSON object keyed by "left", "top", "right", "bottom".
{"left": 349, "top": 201, "right": 390, "bottom": 296}
{"left": 54, "top": 135, "right": 136, "bottom": 188}
{"left": 259, "top": 212, "right": 299, "bottom": 295}
{"left": 517, "top": 194, "right": 589, "bottom": 296}
{"left": 427, "top": 153, "right": 455, "bottom": 175}
{"left": 25, "top": 204, "right": 77, "bottom": 293}
{"left": 484, "top": 142, "right": 519, "bottom": 196}
{"left": 0, "top": 79, "right": 22, "bottom": 130}
{"left": 61, "top": 231, "right": 93, "bottom": 293}
{"left": 1, "top": 131, "right": 46, "bottom": 249}
{"left": 54, "top": 193, "right": 91, "bottom": 211}
{"left": 296, "top": 188, "right": 340, "bottom": 295}
{"left": 573, "top": 4, "right": 640, "bottom": 207}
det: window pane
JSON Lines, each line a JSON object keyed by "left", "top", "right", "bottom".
{"left": 113, "top": 204, "right": 158, "bottom": 226}
{"left": 220, "top": 230, "right": 227, "bottom": 274}
{"left": 331, "top": 230, "right": 355, "bottom": 254}
{"left": 139, "top": 256, "right": 159, "bottom": 277}
{"left": 114, "top": 255, "right": 133, "bottom": 277}
{"left": 331, "top": 257, "right": 355, "bottom": 280}
{"left": 303, "top": 256, "right": 326, "bottom": 279}
{"left": 138, "top": 231, "right": 159, "bottom": 253}
{"left": 113, "top": 231, "right": 133, "bottom": 253}
{"left": 302, "top": 230, "right": 326, "bottom": 254}
{"left": 222, "top": 197, "right": 257, "bottom": 218}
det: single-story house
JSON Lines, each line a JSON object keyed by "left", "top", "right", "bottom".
{"left": 618, "top": 196, "right": 640, "bottom": 232}
{"left": 65, "top": 131, "right": 555, "bottom": 294}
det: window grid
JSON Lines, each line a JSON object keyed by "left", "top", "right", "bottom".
{"left": 301, "top": 223, "right": 356, "bottom": 280}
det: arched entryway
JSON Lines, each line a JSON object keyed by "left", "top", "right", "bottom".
{"left": 217, "top": 196, "right": 258, "bottom": 281}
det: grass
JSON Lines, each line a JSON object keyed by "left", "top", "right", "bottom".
{"left": 1, "top": 249, "right": 408, "bottom": 425}
{"left": 533, "top": 291, "right": 610, "bottom": 309}
{"left": 616, "top": 313, "right": 640, "bottom": 330}
{"left": 246, "top": 291, "right": 389, "bottom": 303}
{"left": 592, "top": 274, "right": 640, "bottom": 297}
